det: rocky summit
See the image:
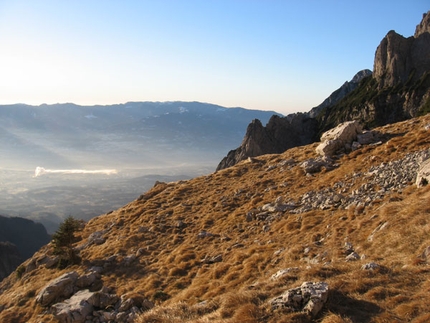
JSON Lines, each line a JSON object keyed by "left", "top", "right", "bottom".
{"left": 217, "top": 11, "right": 430, "bottom": 171}
{"left": 0, "top": 112, "right": 429, "bottom": 323}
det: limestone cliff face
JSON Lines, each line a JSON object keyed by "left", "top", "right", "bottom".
{"left": 374, "top": 11, "right": 430, "bottom": 89}
{"left": 217, "top": 11, "right": 430, "bottom": 170}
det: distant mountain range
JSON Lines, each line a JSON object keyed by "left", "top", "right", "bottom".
{"left": 0, "top": 101, "right": 280, "bottom": 238}
{"left": 0, "top": 101, "right": 280, "bottom": 170}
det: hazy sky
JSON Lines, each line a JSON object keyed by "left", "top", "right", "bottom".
{"left": 0, "top": 1, "right": 428, "bottom": 114}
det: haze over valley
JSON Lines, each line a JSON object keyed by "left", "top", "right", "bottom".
{"left": 0, "top": 101, "right": 278, "bottom": 232}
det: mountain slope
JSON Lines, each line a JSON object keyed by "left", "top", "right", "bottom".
{"left": 0, "top": 113, "right": 429, "bottom": 323}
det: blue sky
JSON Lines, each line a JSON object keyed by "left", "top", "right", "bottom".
{"left": 0, "top": 1, "right": 428, "bottom": 114}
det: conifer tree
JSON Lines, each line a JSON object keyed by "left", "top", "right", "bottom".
{"left": 51, "top": 216, "right": 81, "bottom": 267}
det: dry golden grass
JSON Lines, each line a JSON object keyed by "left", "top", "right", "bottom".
{"left": 1, "top": 114, "right": 430, "bottom": 323}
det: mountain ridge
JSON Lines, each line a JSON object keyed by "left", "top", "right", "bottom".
{"left": 216, "top": 11, "right": 430, "bottom": 170}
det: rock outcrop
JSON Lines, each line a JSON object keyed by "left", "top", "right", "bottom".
{"left": 269, "top": 281, "right": 329, "bottom": 317}
{"left": 36, "top": 271, "right": 80, "bottom": 307}
{"left": 36, "top": 270, "right": 153, "bottom": 323}
{"left": 216, "top": 114, "right": 318, "bottom": 170}
{"left": 374, "top": 12, "right": 430, "bottom": 89}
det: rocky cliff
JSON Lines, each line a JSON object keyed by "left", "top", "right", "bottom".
{"left": 216, "top": 114, "right": 318, "bottom": 171}
{"left": 0, "top": 242, "right": 22, "bottom": 281}
{"left": 0, "top": 215, "right": 51, "bottom": 259}
{"left": 217, "top": 11, "right": 430, "bottom": 170}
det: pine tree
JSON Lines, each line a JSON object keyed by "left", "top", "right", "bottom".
{"left": 51, "top": 216, "right": 81, "bottom": 267}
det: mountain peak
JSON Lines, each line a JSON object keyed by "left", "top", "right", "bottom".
{"left": 374, "top": 11, "right": 430, "bottom": 89}
{"left": 414, "top": 10, "right": 430, "bottom": 38}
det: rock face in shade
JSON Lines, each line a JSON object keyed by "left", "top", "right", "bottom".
{"left": 0, "top": 215, "right": 51, "bottom": 281}
{"left": 0, "top": 242, "right": 22, "bottom": 281}
{"left": 0, "top": 215, "right": 50, "bottom": 260}
{"left": 308, "top": 69, "right": 373, "bottom": 118}
{"left": 216, "top": 114, "right": 318, "bottom": 171}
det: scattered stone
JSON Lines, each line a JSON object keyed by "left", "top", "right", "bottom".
{"left": 357, "top": 130, "right": 377, "bottom": 145}
{"left": 287, "top": 149, "right": 430, "bottom": 215}
{"left": 269, "top": 281, "right": 329, "bottom": 317}
{"left": 361, "top": 262, "right": 380, "bottom": 270}
{"left": 197, "top": 231, "right": 213, "bottom": 238}
{"left": 202, "top": 254, "right": 223, "bottom": 264}
{"left": 87, "top": 231, "right": 107, "bottom": 246}
{"left": 345, "top": 252, "right": 360, "bottom": 261}
{"left": 270, "top": 267, "right": 300, "bottom": 280}
{"left": 273, "top": 248, "right": 285, "bottom": 256}
{"left": 76, "top": 271, "right": 100, "bottom": 289}
{"left": 367, "top": 222, "right": 389, "bottom": 242}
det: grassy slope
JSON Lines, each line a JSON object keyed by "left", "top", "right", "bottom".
{"left": 1, "top": 114, "right": 430, "bottom": 323}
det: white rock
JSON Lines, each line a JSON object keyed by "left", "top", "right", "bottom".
{"left": 36, "top": 271, "right": 79, "bottom": 307}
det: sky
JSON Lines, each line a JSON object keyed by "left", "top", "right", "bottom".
{"left": 0, "top": 1, "right": 428, "bottom": 115}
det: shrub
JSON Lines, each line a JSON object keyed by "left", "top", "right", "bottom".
{"left": 16, "top": 265, "right": 25, "bottom": 279}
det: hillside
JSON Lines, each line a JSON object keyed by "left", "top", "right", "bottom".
{"left": 0, "top": 113, "right": 429, "bottom": 323}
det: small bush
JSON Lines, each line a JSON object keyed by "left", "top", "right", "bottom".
{"left": 16, "top": 265, "right": 25, "bottom": 279}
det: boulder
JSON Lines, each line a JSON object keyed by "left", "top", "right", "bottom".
{"left": 301, "top": 157, "right": 335, "bottom": 173}
{"left": 416, "top": 158, "right": 430, "bottom": 187}
{"left": 269, "top": 281, "right": 329, "bottom": 317}
{"left": 36, "top": 271, "right": 79, "bottom": 307}
{"left": 316, "top": 121, "right": 362, "bottom": 157}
